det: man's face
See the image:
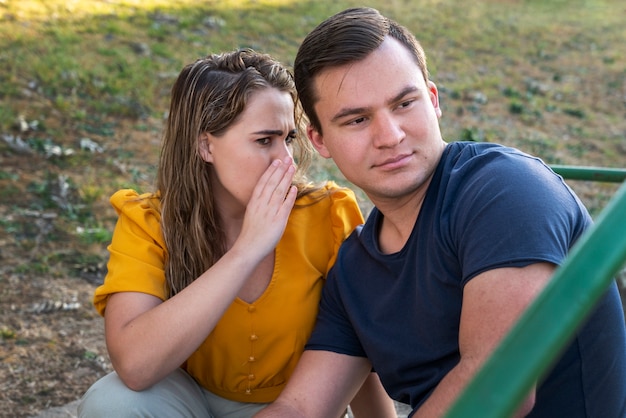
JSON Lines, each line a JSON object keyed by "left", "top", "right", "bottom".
{"left": 308, "top": 37, "right": 445, "bottom": 205}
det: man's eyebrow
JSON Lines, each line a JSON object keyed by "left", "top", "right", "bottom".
{"left": 330, "top": 85, "right": 420, "bottom": 123}
{"left": 391, "top": 86, "right": 420, "bottom": 103}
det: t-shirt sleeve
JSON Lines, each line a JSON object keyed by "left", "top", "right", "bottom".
{"left": 305, "top": 247, "right": 367, "bottom": 357}
{"left": 447, "top": 149, "right": 590, "bottom": 286}
{"left": 93, "top": 189, "right": 168, "bottom": 315}
{"left": 302, "top": 183, "right": 364, "bottom": 353}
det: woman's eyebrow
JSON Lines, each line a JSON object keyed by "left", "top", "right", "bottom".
{"left": 251, "top": 129, "right": 284, "bottom": 136}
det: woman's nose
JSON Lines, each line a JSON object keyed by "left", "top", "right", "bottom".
{"left": 275, "top": 140, "right": 293, "bottom": 159}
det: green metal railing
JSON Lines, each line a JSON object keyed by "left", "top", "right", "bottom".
{"left": 445, "top": 169, "right": 626, "bottom": 418}
{"left": 550, "top": 165, "right": 626, "bottom": 183}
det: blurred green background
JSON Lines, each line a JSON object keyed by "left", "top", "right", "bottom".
{"left": 0, "top": 1, "right": 624, "bottom": 414}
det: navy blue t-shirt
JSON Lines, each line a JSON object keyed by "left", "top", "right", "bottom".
{"left": 306, "top": 141, "right": 626, "bottom": 417}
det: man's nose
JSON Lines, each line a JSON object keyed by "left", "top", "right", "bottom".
{"left": 372, "top": 112, "right": 405, "bottom": 148}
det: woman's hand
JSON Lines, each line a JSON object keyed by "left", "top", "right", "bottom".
{"left": 235, "top": 156, "right": 298, "bottom": 261}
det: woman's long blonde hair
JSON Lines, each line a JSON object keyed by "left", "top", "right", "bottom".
{"left": 157, "top": 49, "right": 319, "bottom": 297}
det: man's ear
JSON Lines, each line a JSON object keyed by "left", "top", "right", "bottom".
{"left": 198, "top": 132, "right": 213, "bottom": 163}
{"left": 307, "top": 125, "right": 332, "bottom": 159}
{"left": 428, "top": 80, "right": 443, "bottom": 119}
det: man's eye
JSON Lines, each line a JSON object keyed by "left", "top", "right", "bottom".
{"left": 398, "top": 99, "right": 414, "bottom": 109}
{"left": 348, "top": 116, "right": 366, "bottom": 126}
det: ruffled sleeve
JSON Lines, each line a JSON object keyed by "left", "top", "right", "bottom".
{"left": 324, "top": 182, "right": 364, "bottom": 272}
{"left": 93, "top": 189, "right": 167, "bottom": 316}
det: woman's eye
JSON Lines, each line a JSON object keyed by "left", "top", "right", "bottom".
{"left": 256, "top": 137, "right": 271, "bottom": 145}
{"left": 285, "top": 133, "right": 296, "bottom": 144}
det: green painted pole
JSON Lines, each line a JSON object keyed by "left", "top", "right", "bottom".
{"left": 445, "top": 180, "right": 626, "bottom": 418}
{"left": 550, "top": 165, "right": 626, "bottom": 183}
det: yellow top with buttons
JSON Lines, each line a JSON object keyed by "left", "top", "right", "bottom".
{"left": 93, "top": 182, "right": 364, "bottom": 403}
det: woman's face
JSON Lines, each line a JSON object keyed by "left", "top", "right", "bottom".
{"left": 201, "top": 87, "right": 296, "bottom": 214}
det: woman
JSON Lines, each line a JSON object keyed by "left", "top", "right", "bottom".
{"left": 78, "top": 49, "right": 396, "bottom": 417}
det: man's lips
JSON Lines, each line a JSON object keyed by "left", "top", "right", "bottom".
{"left": 373, "top": 152, "right": 413, "bottom": 170}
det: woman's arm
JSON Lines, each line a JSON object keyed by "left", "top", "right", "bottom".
{"left": 105, "top": 158, "right": 297, "bottom": 390}
{"left": 349, "top": 372, "right": 397, "bottom": 418}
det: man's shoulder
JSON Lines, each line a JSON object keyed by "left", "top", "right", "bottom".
{"left": 442, "top": 141, "right": 553, "bottom": 187}
{"left": 444, "top": 140, "right": 529, "bottom": 165}
{"left": 336, "top": 214, "right": 377, "bottom": 260}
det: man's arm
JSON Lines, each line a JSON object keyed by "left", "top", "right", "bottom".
{"left": 414, "top": 262, "right": 555, "bottom": 418}
{"left": 254, "top": 350, "right": 373, "bottom": 418}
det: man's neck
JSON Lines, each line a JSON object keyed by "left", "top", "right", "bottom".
{"left": 372, "top": 186, "right": 429, "bottom": 254}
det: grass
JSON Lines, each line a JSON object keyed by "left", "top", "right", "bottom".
{"left": 0, "top": 0, "right": 625, "bottom": 265}
{"left": 0, "top": 4, "right": 624, "bottom": 414}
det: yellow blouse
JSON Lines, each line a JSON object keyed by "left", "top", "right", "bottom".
{"left": 93, "top": 182, "right": 363, "bottom": 402}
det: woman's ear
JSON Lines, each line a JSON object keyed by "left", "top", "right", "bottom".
{"left": 198, "top": 132, "right": 213, "bottom": 163}
{"left": 307, "top": 125, "right": 332, "bottom": 159}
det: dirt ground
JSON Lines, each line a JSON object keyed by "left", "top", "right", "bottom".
{"left": 0, "top": 118, "right": 145, "bottom": 417}
{"left": 1, "top": 115, "right": 626, "bottom": 417}
{"left": 0, "top": 246, "right": 111, "bottom": 418}
{"left": 2, "top": 51, "right": 626, "bottom": 418}
{"left": 1, "top": 190, "right": 624, "bottom": 418}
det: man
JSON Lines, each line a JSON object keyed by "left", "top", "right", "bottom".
{"left": 255, "top": 7, "right": 626, "bottom": 418}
